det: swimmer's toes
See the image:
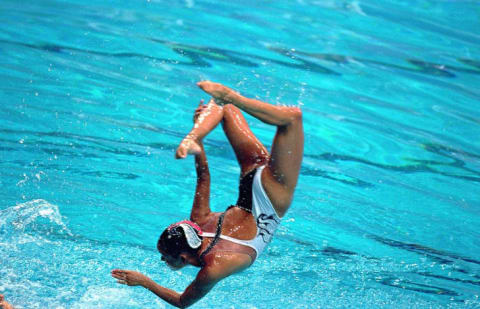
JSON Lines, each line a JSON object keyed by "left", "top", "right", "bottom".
{"left": 197, "top": 81, "right": 213, "bottom": 94}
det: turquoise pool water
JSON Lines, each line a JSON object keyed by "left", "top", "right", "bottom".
{"left": 1, "top": 0, "right": 479, "bottom": 307}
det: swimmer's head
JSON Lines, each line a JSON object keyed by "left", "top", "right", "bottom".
{"left": 157, "top": 220, "right": 203, "bottom": 270}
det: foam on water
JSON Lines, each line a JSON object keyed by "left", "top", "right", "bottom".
{"left": 0, "top": 199, "right": 72, "bottom": 246}
{"left": 0, "top": 200, "right": 169, "bottom": 308}
{"left": 0, "top": 200, "right": 70, "bottom": 307}
{"left": 70, "top": 286, "right": 166, "bottom": 309}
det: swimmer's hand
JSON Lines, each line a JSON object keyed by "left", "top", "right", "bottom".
{"left": 197, "top": 81, "right": 237, "bottom": 105}
{"left": 111, "top": 269, "right": 151, "bottom": 287}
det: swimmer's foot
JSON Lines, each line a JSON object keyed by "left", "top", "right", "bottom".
{"left": 197, "top": 81, "right": 238, "bottom": 105}
{"left": 175, "top": 135, "right": 202, "bottom": 159}
{"left": 0, "top": 294, "right": 14, "bottom": 309}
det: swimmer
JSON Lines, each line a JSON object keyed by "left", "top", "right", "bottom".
{"left": 0, "top": 294, "right": 14, "bottom": 309}
{"left": 112, "top": 81, "right": 304, "bottom": 307}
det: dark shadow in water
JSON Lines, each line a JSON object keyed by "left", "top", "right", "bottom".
{"left": 0, "top": 38, "right": 339, "bottom": 75}
{"left": 379, "top": 276, "right": 459, "bottom": 297}
{"left": 323, "top": 236, "right": 480, "bottom": 301}
{"left": 4, "top": 127, "right": 479, "bottom": 186}
{"left": 418, "top": 272, "right": 480, "bottom": 287}
{"left": 0, "top": 128, "right": 177, "bottom": 155}
{"left": 320, "top": 246, "right": 358, "bottom": 261}
{"left": 0, "top": 132, "right": 173, "bottom": 160}
{"left": 81, "top": 170, "right": 140, "bottom": 180}
{"left": 423, "top": 142, "right": 480, "bottom": 160}
{"left": 0, "top": 128, "right": 179, "bottom": 181}
{"left": 369, "top": 234, "right": 480, "bottom": 266}
{"left": 305, "top": 142, "right": 480, "bottom": 184}
{"left": 291, "top": 49, "right": 480, "bottom": 78}
{"left": 279, "top": 233, "right": 479, "bottom": 299}
{"left": 300, "top": 165, "right": 374, "bottom": 188}
{"left": 1, "top": 38, "right": 478, "bottom": 78}
{"left": 458, "top": 59, "right": 480, "bottom": 69}
{"left": 147, "top": 39, "right": 342, "bottom": 75}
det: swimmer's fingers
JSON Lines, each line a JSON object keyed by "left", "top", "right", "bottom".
{"left": 112, "top": 270, "right": 132, "bottom": 286}
{"left": 111, "top": 269, "right": 130, "bottom": 282}
{"left": 112, "top": 269, "right": 128, "bottom": 284}
{"left": 112, "top": 269, "right": 149, "bottom": 287}
{"left": 112, "top": 273, "right": 124, "bottom": 280}
{"left": 111, "top": 269, "right": 127, "bottom": 276}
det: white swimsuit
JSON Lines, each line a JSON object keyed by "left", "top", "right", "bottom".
{"left": 202, "top": 165, "right": 282, "bottom": 258}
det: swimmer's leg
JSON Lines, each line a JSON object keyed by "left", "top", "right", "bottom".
{"left": 221, "top": 104, "right": 269, "bottom": 176}
{"left": 176, "top": 98, "right": 269, "bottom": 176}
{"left": 175, "top": 99, "right": 223, "bottom": 159}
{"left": 198, "top": 81, "right": 303, "bottom": 216}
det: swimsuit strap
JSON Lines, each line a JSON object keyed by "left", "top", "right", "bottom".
{"left": 199, "top": 211, "right": 226, "bottom": 265}
{"left": 228, "top": 204, "right": 252, "bottom": 213}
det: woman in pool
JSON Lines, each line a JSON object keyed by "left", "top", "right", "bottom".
{"left": 0, "top": 294, "right": 14, "bottom": 309}
{"left": 112, "top": 81, "right": 303, "bottom": 307}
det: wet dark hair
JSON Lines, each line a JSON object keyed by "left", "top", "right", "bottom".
{"left": 157, "top": 225, "right": 201, "bottom": 258}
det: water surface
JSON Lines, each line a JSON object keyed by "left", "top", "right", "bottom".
{"left": 1, "top": 0, "right": 479, "bottom": 308}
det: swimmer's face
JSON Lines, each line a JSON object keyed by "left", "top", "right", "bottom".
{"left": 159, "top": 249, "right": 186, "bottom": 270}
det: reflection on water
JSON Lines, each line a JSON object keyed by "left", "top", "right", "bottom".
{"left": 283, "top": 232, "right": 480, "bottom": 301}
{"left": 1, "top": 38, "right": 479, "bottom": 78}
{"left": 306, "top": 141, "right": 480, "bottom": 184}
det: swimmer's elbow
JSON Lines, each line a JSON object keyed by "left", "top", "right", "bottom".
{"left": 178, "top": 295, "right": 195, "bottom": 308}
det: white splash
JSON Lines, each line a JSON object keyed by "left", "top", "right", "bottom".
{"left": 0, "top": 199, "right": 72, "bottom": 241}
{"left": 71, "top": 286, "right": 165, "bottom": 308}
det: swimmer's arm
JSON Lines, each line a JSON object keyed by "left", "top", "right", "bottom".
{"left": 112, "top": 269, "right": 217, "bottom": 308}
{"left": 143, "top": 267, "right": 220, "bottom": 308}
{"left": 190, "top": 142, "right": 211, "bottom": 223}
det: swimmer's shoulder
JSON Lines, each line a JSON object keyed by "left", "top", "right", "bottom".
{"left": 197, "top": 211, "right": 222, "bottom": 230}
{"left": 202, "top": 251, "right": 252, "bottom": 278}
